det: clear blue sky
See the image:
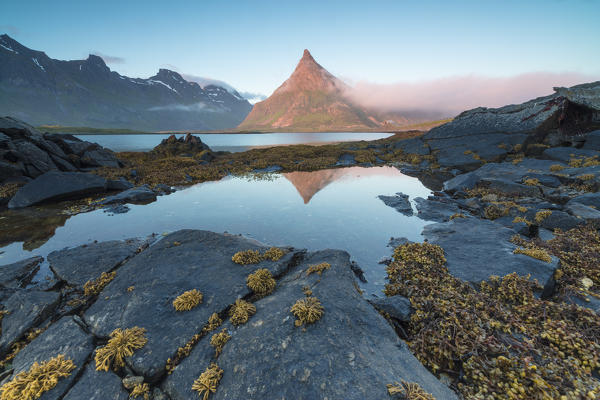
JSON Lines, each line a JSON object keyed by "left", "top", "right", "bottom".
{"left": 2, "top": 0, "right": 599, "bottom": 97}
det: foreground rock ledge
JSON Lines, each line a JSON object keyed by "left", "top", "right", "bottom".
{"left": 0, "top": 229, "right": 456, "bottom": 399}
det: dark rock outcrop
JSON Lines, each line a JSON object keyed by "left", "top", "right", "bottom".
{"left": 0, "top": 256, "right": 42, "bottom": 289}
{"left": 414, "top": 196, "right": 462, "bottom": 222}
{"left": 151, "top": 133, "right": 212, "bottom": 158}
{"left": 48, "top": 238, "right": 146, "bottom": 286}
{"left": 8, "top": 171, "right": 107, "bottom": 208}
{"left": 378, "top": 192, "right": 413, "bottom": 215}
{"left": 0, "top": 116, "right": 121, "bottom": 184}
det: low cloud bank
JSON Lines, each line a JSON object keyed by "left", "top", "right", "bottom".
{"left": 148, "top": 102, "right": 223, "bottom": 112}
{"left": 343, "top": 72, "right": 598, "bottom": 118}
{"left": 92, "top": 51, "right": 125, "bottom": 64}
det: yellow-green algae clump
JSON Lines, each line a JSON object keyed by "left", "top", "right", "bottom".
{"left": 306, "top": 262, "right": 331, "bottom": 276}
{"left": 387, "top": 380, "right": 436, "bottom": 400}
{"left": 385, "top": 241, "right": 600, "bottom": 399}
{"left": 129, "top": 382, "right": 150, "bottom": 399}
{"left": 246, "top": 269, "right": 276, "bottom": 296}
{"left": 95, "top": 327, "right": 148, "bottom": 372}
{"left": 228, "top": 299, "right": 256, "bottom": 326}
{"left": 231, "top": 250, "right": 262, "bottom": 265}
{"left": 290, "top": 296, "right": 324, "bottom": 327}
{"left": 83, "top": 271, "right": 116, "bottom": 296}
{"left": 173, "top": 289, "right": 203, "bottom": 311}
{"left": 232, "top": 247, "right": 286, "bottom": 265}
{"left": 262, "top": 247, "right": 285, "bottom": 261}
{"left": 209, "top": 329, "right": 231, "bottom": 357}
{"left": 192, "top": 363, "right": 223, "bottom": 400}
{"left": 0, "top": 354, "right": 75, "bottom": 400}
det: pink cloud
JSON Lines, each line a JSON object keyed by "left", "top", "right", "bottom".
{"left": 343, "top": 72, "right": 599, "bottom": 118}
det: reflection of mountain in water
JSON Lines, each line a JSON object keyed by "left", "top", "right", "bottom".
{"left": 284, "top": 166, "right": 404, "bottom": 204}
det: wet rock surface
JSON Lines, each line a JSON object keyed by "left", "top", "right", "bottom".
{"left": 83, "top": 230, "right": 299, "bottom": 381}
{"left": 0, "top": 289, "right": 60, "bottom": 356}
{"left": 62, "top": 363, "right": 129, "bottom": 400}
{"left": 48, "top": 238, "right": 147, "bottom": 286}
{"left": 163, "top": 249, "right": 457, "bottom": 400}
{"left": 0, "top": 256, "right": 42, "bottom": 289}
{"left": 378, "top": 192, "right": 413, "bottom": 215}
{"left": 8, "top": 171, "right": 107, "bottom": 208}
{"left": 99, "top": 185, "right": 157, "bottom": 205}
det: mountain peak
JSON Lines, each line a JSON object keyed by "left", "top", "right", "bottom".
{"left": 86, "top": 54, "right": 108, "bottom": 67}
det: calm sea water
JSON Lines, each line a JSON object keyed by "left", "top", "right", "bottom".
{"left": 74, "top": 132, "right": 393, "bottom": 152}
{"left": 0, "top": 166, "right": 431, "bottom": 295}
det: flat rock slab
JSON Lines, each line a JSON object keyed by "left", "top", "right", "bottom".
{"left": 369, "top": 295, "right": 413, "bottom": 322}
{"left": 542, "top": 147, "right": 599, "bottom": 163}
{"left": 565, "top": 202, "right": 600, "bottom": 223}
{"left": 83, "top": 230, "right": 299, "bottom": 380}
{"left": 8, "top": 171, "right": 107, "bottom": 208}
{"left": 63, "top": 363, "right": 129, "bottom": 400}
{"left": 378, "top": 192, "right": 413, "bottom": 215}
{"left": 414, "top": 196, "right": 461, "bottom": 222}
{"left": 0, "top": 256, "right": 42, "bottom": 289}
{"left": 0, "top": 289, "right": 60, "bottom": 356}
{"left": 568, "top": 192, "right": 600, "bottom": 209}
{"left": 48, "top": 238, "right": 146, "bottom": 286}
{"left": 99, "top": 185, "right": 157, "bottom": 205}
{"left": 8, "top": 316, "right": 94, "bottom": 400}
{"left": 423, "top": 218, "right": 558, "bottom": 292}
{"left": 163, "top": 250, "right": 456, "bottom": 400}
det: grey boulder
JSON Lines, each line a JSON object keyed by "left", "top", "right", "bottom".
{"left": 8, "top": 171, "right": 107, "bottom": 208}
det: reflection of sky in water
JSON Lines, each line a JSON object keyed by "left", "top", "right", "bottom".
{"left": 74, "top": 132, "right": 393, "bottom": 152}
{"left": 0, "top": 166, "right": 431, "bottom": 296}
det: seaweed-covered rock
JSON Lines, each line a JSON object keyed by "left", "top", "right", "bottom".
{"left": 152, "top": 133, "right": 211, "bottom": 157}
{"left": 8, "top": 171, "right": 107, "bottom": 208}
{"left": 48, "top": 238, "right": 146, "bottom": 286}
{"left": 83, "top": 230, "right": 298, "bottom": 381}
{"left": 0, "top": 289, "right": 60, "bottom": 356}
{"left": 62, "top": 363, "right": 129, "bottom": 400}
{"left": 7, "top": 316, "right": 94, "bottom": 400}
{"left": 163, "top": 250, "right": 456, "bottom": 400}
{"left": 378, "top": 192, "right": 413, "bottom": 215}
{"left": 423, "top": 218, "right": 558, "bottom": 293}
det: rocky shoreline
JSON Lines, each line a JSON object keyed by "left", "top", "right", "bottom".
{"left": 0, "top": 80, "right": 599, "bottom": 399}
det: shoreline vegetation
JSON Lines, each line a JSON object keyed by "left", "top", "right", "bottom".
{"left": 37, "top": 118, "right": 452, "bottom": 135}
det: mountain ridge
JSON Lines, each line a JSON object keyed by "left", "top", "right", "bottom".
{"left": 0, "top": 34, "right": 252, "bottom": 131}
{"left": 237, "top": 49, "right": 381, "bottom": 132}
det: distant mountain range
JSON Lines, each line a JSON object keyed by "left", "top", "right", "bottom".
{"left": 0, "top": 34, "right": 252, "bottom": 131}
{"left": 238, "top": 50, "right": 424, "bottom": 132}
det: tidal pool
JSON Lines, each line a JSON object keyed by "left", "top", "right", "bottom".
{"left": 0, "top": 166, "right": 432, "bottom": 295}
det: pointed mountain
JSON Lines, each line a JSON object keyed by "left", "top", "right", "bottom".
{"left": 0, "top": 35, "right": 252, "bottom": 131}
{"left": 238, "top": 50, "right": 380, "bottom": 132}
